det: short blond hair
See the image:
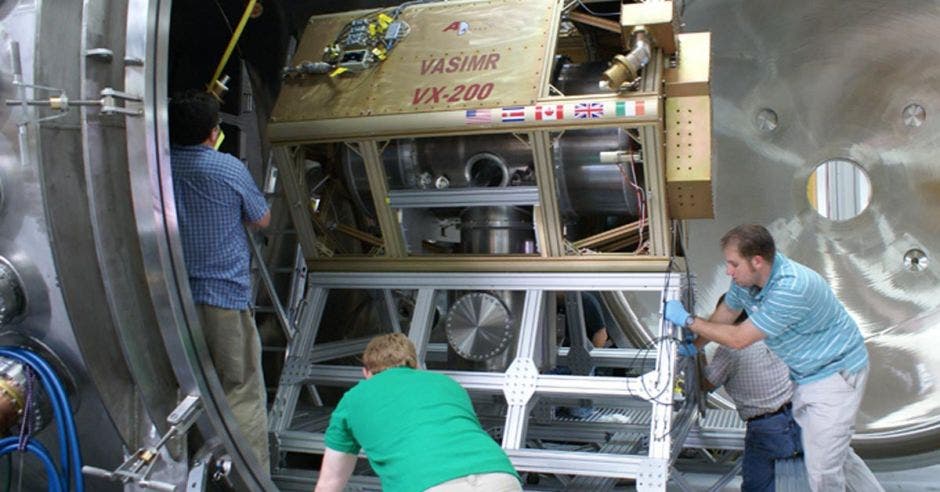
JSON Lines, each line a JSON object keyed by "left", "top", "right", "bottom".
{"left": 363, "top": 333, "right": 418, "bottom": 374}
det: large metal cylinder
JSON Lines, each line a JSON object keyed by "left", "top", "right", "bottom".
{"left": 459, "top": 206, "right": 534, "bottom": 254}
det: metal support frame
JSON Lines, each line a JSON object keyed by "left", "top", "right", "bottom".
{"left": 387, "top": 187, "right": 540, "bottom": 208}
{"left": 639, "top": 50, "right": 671, "bottom": 256}
{"left": 247, "top": 226, "right": 295, "bottom": 341}
{"left": 271, "top": 147, "right": 321, "bottom": 258}
{"left": 269, "top": 285, "right": 329, "bottom": 434}
{"left": 356, "top": 141, "right": 407, "bottom": 257}
{"left": 269, "top": 271, "right": 687, "bottom": 491}
{"left": 531, "top": 131, "right": 565, "bottom": 256}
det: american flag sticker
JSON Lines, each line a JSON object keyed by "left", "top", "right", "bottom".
{"left": 500, "top": 106, "right": 526, "bottom": 123}
{"left": 615, "top": 100, "right": 645, "bottom": 117}
{"left": 535, "top": 104, "right": 564, "bottom": 121}
{"left": 465, "top": 109, "right": 492, "bottom": 124}
{"left": 573, "top": 102, "right": 604, "bottom": 119}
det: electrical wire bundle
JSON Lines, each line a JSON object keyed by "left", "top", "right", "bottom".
{"left": 0, "top": 347, "right": 83, "bottom": 492}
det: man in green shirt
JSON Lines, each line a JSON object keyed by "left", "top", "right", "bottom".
{"left": 315, "top": 333, "right": 521, "bottom": 492}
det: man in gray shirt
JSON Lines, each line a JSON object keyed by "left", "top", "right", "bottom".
{"left": 692, "top": 307, "right": 802, "bottom": 491}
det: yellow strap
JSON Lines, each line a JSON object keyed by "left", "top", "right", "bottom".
{"left": 329, "top": 67, "right": 348, "bottom": 77}
{"left": 208, "top": 0, "right": 258, "bottom": 93}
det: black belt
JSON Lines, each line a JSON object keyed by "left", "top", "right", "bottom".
{"left": 747, "top": 402, "right": 792, "bottom": 422}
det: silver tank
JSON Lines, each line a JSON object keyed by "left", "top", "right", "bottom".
{"left": 683, "top": 0, "right": 940, "bottom": 458}
{"left": 2, "top": 2, "right": 940, "bottom": 491}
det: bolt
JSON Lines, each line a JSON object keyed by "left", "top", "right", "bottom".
{"left": 903, "top": 103, "right": 926, "bottom": 128}
{"left": 903, "top": 249, "right": 928, "bottom": 272}
{"left": 756, "top": 108, "right": 778, "bottom": 133}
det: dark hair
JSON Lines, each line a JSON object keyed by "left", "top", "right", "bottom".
{"left": 720, "top": 224, "right": 776, "bottom": 262}
{"left": 168, "top": 90, "right": 219, "bottom": 145}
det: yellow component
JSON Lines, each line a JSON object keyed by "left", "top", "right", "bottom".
{"left": 372, "top": 47, "right": 387, "bottom": 60}
{"left": 0, "top": 379, "right": 25, "bottom": 414}
{"left": 49, "top": 96, "right": 67, "bottom": 110}
{"left": 665, "top": 96, "right": 713, "bottom": 219}
{"left": 377, "top": 13, "right": 393, "bottom": 30}
{"left": 208, "top": 0, "right": 258, "bottom": 95}
{"left": 214, "top": 128, "right": 226, "bottom": 150}
{"left": 620, "top": 1, "right": 677, "bottom": 54}
{"left": 329, "top": 66, "right": 348, "bottom": 77}
{"left": 807, "top": 170, "right": 818, "bottom": 210}
{"left": 369, "top": 23, "right": 377, "bottom": 37}
{"left": 664, "top": 32, "right": 711, "bottom": 98}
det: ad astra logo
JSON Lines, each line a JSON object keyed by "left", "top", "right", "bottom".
{"left": 443, "top": 21, "right": 470, "bottom": 35}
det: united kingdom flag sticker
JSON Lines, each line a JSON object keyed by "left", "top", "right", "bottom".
{"left": 535, "top": 104, "right": 564, "bottom": 121}
{"left": 573, "top": 102, "right": 604, "bottom": 119}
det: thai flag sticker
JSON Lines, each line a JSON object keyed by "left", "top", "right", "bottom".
{"left": 573, "top": 102, "right": 604, "bottom": 119}
{"left": 535, "top": 104, "right": 564, "bottom": 121}
{"left": 501, "top": 106, "right": 526, "bottom": 123}
{"left": 465, "top": 109, "right": 492, "bottom": 124}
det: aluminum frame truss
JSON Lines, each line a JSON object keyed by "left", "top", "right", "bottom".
{"left": 267, "top": 270, "right": 695, "bottom": 491}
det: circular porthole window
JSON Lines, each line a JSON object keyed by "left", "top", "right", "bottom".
{"left": 806, "top": 158, "right": 872, "bottom": 221}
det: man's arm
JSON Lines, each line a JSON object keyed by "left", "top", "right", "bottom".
{"left": 689, "top": 317, "right": 765, "bottom": 350}
{"left": 314, "top": 448, "right": 358, "bottom": 492}
{"left": 690, "top": 301, "right": 747, "bottom": 346}
{"left": 247, "top": 210, "right": 271, "bottom": 229}
{"left": 710, "top": 301, "right": 743, "bottom": 325}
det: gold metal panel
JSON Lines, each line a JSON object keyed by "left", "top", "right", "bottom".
{"left": 620, "top": 1, "right": 677, "bottom": 54}
{"left": 665, "top": 95, "right": 713, "bottom": 219}
{"left": 664, "top": 32, "right": 711, "bottom": 97}
{"left": 271, "top": 0, "right": 557, "bottom": 122}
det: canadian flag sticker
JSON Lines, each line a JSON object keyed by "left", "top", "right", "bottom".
{"left": 535, "top": 104, "right": 564, "bottom": 121}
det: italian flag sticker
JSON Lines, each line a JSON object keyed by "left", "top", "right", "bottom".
{"left": 615, "top": 100, "right": 645, "bottom": 117}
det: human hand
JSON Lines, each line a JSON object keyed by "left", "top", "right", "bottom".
{"left": 664, "top": 300, "right": 691, "bottom": 327}
{"left": 678, "top": 342, "right": 697, "bottom": 357}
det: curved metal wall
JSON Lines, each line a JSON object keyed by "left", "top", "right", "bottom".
{"left": 684, "top": 0, "right": 940, "bottom": 457}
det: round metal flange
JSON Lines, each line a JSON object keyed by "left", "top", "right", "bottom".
{"left": 445, "top": 292, "right": 513, "bottom": 361}
{"left": 0, "top": 258, "right": 26, "bottom": 325}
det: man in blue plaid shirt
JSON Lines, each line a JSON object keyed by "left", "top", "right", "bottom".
{"left": 169, "top": 90, "right": 271, "bottom": 470}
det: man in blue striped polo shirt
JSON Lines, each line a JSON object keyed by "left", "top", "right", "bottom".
{"left": 169, "top": 91, "right": 272, "bottom": 470}
{"left": 666, "top": 224, "right": 882, "bottom": 491}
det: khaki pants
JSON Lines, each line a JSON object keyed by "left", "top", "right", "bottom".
{"left": 424, "top": 473, "right": 521, "bottom": 492}
{"left": 792, "top": 366, "right": 883, "bottom": 492}
{"left": 197, "top": 305, "right": 270, "bottom": 470}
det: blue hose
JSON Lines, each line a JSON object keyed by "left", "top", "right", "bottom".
{"left": 0, "top": 349, "right": 69, "bottom": 487}
{"left": 0, "top": 348, "right": 83, "bottom": 492}
{"left": 0, "top": 438, "right": 65, "bottom": 492}
{"left": 10, "top": 349, "right": 82, "bottom": 492}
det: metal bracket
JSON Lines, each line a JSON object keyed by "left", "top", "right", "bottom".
{"left": 83, "top": 395, "right": 203, "bottom": 491}
{"left": 636, "top": 457, "right": 669, "bottom": 491}
{"left": 503, "top": 357, "right": 538, "bottom": 405}
{"left": 4, "top": 86, "right": 142, "bottom": 117}
{"left": 99, "top": 87, "right": 143, "bottom": 116}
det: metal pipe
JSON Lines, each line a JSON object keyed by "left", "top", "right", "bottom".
{"left": 601, "top": 30, "right": 652, "bottom": 90}
{"left": 600, "top": 291, "right": 654, "bottom": 348}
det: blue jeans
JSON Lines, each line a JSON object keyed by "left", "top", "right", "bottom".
{"left": 742, "top": 406, "right": 802, "bottom": 492}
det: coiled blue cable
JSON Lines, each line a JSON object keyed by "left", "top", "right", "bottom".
{"left": 0, "top": 437, "right": 65, "bottom": 492}
{"left": 0, "top": 348, "right": 83, "bottom": 492}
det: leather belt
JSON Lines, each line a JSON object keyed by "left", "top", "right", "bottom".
{"left": 747, "top": 402, "right": 792, "bottom": 422}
